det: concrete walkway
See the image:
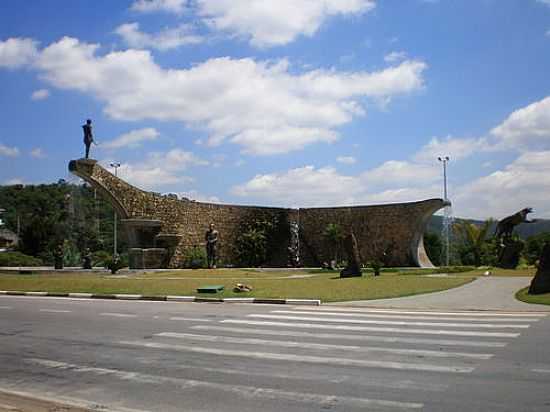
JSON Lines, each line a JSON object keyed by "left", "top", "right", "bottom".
{"left": 333, "top": 276, "right": 550, "bottom": 312}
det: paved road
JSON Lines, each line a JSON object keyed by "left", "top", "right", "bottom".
{"left": 1, "top": 296, "right": 550, "bottom": 411}
{"left": 336, "top": 276, "right": 550, "bottom": 311}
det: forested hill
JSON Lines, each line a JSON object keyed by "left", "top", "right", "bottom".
{"left": 427, "top": 215, "right": 550, "bottom": 238}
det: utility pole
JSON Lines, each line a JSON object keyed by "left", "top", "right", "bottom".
{"left": 110, "top": 162, "right": 121, "bottom": 257}
{"left": 438, "top": 156, "right": 451, "bottom": 267}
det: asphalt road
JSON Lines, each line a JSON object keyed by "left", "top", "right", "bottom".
{"left": 1, "top": 296, "right": 549, "bottom": 412}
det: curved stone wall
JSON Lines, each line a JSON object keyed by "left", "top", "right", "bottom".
{"left": 69, "top": 159, "right": 448, "bottom": 268}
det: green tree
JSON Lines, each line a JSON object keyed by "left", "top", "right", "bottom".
{"left": 523, "top": 232, "right": 550, "bottom": 265}
{"left": 454, "top": 219, "right": 495, "bottom": 266}
{"left": 235, "top": 218, "right": 278, "bottom": 267}
{"left": 423, "top": 232, "right": 442, "bottom": 267}
{"left": 323, "top": 223, "right": 345, "bottom": 264}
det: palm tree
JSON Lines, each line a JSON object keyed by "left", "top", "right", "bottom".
{"left": 323, "top": 223, "right": 345, "bottom": 265}
{"left": 454, "top": 219, "right": 495, "bottom": 266}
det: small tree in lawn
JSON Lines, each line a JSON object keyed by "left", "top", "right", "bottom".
{"left": 323, "top": 223, "right": 345, "bottom": 266}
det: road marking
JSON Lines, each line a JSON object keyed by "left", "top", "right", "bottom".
{"left": 191, "top": 325, "right": 508, "bottom": 348}
{"left": 272, "top": 310, "right": 540, "bottom": 323}
{"left": 146, "top": 360, "right": 449, "bottom": 392}
{"left": 532, "top": 369, "right": 550, "bottom": 374}
{"left": 25, "top": 358, "right": 424, "bottom": 410}
{"left": 248, "top": 314, "right": 529, "bottom": 329}
{"left": 169, "top": 317, "right": 213, "bottom": 322}
{"left": 120, "top": 340, "right": 475, "bottom": 373}
{"left": 0, "top": 306, "right": 12, "bottom": 310}
{"left": 100, "top": 313, "right": 137, "bottom": 318}
{"left": 39, "top": 309, "right": 72, "bottom": 313}
{"left": 294, "top": 307, "right": 548, "bottom": 317}
{"left": 156, "top": 332, "right": 493, "bottom": 359}
{"left": 222, "top": 319, "right": 521, "bottom": 338}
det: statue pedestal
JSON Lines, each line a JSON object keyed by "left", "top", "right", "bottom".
{"left": 497, "top": 239, "right": 524, "bottom": 269}
{"left": 529, "top": 243, "right": 550, "bottom": 295}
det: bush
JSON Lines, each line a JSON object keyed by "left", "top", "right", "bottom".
{"left": 0, "top": 251, "right": 43, "bottom": 267}
{"left": 183, "top": 246, "right": 207, "bottom": 269}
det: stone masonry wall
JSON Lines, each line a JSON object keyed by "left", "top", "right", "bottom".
{"left": 69, "top": 159, "right": 446, "bottom": 268}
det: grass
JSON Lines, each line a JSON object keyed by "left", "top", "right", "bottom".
{"left": 0, "top": 270, "right": 475, "bottom": 302}
{"left": 515, "top": 287, "right": 550, "bottom": 306}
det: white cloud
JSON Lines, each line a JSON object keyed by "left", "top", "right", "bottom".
{"left": 30, "top": 147, "right": 46, "bottom": 158}
{"left": 490, "top": 96, "right": 550, "bottom": 150}
{"left": 384, "top": 51, "right": 407, "bottom": 63}
{"left": 177, "top": 190, "right": 221, "bottom": 203}
{"left": 0, "top": 143, "right": 19, "bottom": 157}
{"left": 130, "top": 0, "right": 187, "bottom": 14}
{"left": 196, "top": 0, "right": 376, "bottom": 47}
{"left": 101, "top": 128, "right": 159, "bottom": 150}
{"left": 115, "top": 23, "right": 202, "bottom": 51}
{"left": 546, "top": 29, "right": 550, "bottom": 37}
{"left": 336, "top": 155, "right": 356, "bottom": 164}
{"left": 32, "top": 37, "right": 426, "bottom": 155}
{"left": 0, "top": 37, "right": 38, "bottom": 68}
{"left": 537, "top": 0, "right": 550, "bottom": 6}
{"left": 31, "top": 88, "right": 49, "bottom": 100}
{"left": 414, "top": 136, "right": 490, "bottom": 163}
{"left": 454, "top": 151, "right": 550, "bottom": 219}
{"left": 361, "top": 160, "right": 439, "bottom": 188}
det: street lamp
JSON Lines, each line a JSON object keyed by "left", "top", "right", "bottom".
{"left": 110, "top": 162, "right": 121, "bottom": 257}
{"left": 438, "top": 156, "right": 451, "bottom": 266}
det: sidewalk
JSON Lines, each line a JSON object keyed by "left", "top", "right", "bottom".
{"left": 332, "top": 277, "right": 550, "bottom": 312}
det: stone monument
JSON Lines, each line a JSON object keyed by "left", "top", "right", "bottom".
{"left": 495, "top": 208, "right": 535, "bottom": 269}
{"left": 340, "top": 231, "right": 362, "bottom": 278}
{"left": 528, "top": 242, "right": 550, "bottom": 295}
{"left": 205, "top": 223, "right": 219, "bottom": 269}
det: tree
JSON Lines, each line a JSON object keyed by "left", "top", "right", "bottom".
{"left": 235, "top": 218, "right": 278, "bottom": 267}
{"left": 323, "top": 223, "right": 345, "bottom": 265}
{"left": 454, "top": 219, "right": 495, "bottom": 266}
{"left": 423, "top": 232, "right": 442, "bottom": 267}
{"left": 524, "top": 232, "right": 550, "bottom": 265}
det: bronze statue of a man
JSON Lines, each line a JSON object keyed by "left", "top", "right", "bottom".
{"left": 82, "top": 119, "right": 94, "bottom": 159}
{"left": 205, "top": 223, "right": 219, "bottom": 269}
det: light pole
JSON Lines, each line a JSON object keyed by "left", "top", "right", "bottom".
{"left": 438, "top": 156, "right": 451, "bottom": 266}
{"left": 110, "top": 162, "right": 121, "bottom": 257}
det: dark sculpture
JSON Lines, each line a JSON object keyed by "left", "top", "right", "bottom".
{"left": 82, "top": 248, "right": 92, "bottom": 269}
{"left": 495, "top": 208, "right": 534, "bottom": 240}
{"left": 528, "top": 242, "right": 550, "bottom": 295}
{"left": 54, "top": 243, "right": 64, "bottom": 270}
{"left": 205, "top": 223, "right": 219, "bottom": 269}
{"left": 82, "top": 119, "right": 94, "bottom": 159}
{"left": 495, "top": 208, "right": 535, "bottom": 269}
{"left": 340, "top": 231, "right": 362, "bottom": 278}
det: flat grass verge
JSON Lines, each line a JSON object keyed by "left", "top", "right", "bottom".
{"left": 0, "top": 271, "right": 474, "bottom": 302}
{"left": 515, "top": 287, "right": 550, "bottom": 306}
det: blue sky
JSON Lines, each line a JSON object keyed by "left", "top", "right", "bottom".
{"left": 1, "top": 0, "right": 550, "bottom": 219}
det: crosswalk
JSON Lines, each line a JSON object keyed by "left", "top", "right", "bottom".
{"left": 25, "top": 305, "right": 548, "bottom": 411}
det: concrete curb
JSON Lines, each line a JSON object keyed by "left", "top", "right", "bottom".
{"left": 0, "top": 290, "right": 321, "bottom": 306}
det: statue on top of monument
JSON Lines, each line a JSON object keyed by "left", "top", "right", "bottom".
{"left": 82, "top": 119, "right": 95, "bottom": 159}
{"left": 205, "top": 223, "right": 219, "bottom": 269}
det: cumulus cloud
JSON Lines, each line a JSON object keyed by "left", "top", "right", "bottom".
{"left": 454, "top": 151, "right": 550, "bottom": 219}
{"left": 0, "top": 37, "right": 38, "bottom": 68}
{"left": 101, "top": 128, "right": 159, "bottom": 150}
{"left": 31, "top": 88, "right": 49, "bottom": 100}
{"left": 361, "top": 160, "right": 439, "bottom": 188}
{"left": 30, "top": 37, "right": 426, "bottom": 155}
{"left": 4, "top": 178, "right": 25, "bottom": 185}
{"left": 336, "top": 155, "right": 356, "bottom": 164}
{"left": 414, "top": 135, "right": 490, "bottom": 163}
{"left": 114, "top": 22, "right": 202, "bottom": 51}
{"left": 0, "top": 143, "right": 19, "bottom": 157}
{"left": 30, "top": 147, "right": 46, "bottom": 158}
{"left": 102, "top": 148, "right": 207, "bottom": 190}
{"left": 130, "top": 0, "right": 187, "bottom": 14}
{"left": 490, "top": 96, "right": 550, "bottom": 150}
{"left": 196, "top": 0, "right": 376, "bottom": 47}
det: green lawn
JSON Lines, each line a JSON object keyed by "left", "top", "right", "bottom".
{"left": 515, "top": 287, "right": 550, "bottom": 306}
{"left": 0, "top": 270, "right": 475, "bottom": 302}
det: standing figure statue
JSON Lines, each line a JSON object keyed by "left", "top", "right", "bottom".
{"left": 205, "top": 223, "right": 219, "bottom": 269}
{"left": 82, "top": 119, "right": 94, "bottom": 159}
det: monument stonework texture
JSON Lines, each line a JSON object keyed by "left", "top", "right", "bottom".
{"left": 69, "top": 159, "right": 448, "bottom": 269}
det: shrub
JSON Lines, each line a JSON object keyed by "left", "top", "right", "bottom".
{"left": 183, "top": 246, "right": 207, "bottom": 269}
{"left": 0, "top": 251, "right": 43, "bottom": 267}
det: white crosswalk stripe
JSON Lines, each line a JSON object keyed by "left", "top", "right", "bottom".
{"left": 291, "top": 307, "right": 548, "bottom": 317}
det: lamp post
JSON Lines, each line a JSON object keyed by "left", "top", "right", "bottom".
{"left": 438, "top": 156, "right": 450, "bottom": 266}
{"left": 110, "top": 162, "right": 121, "bottom": 257}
